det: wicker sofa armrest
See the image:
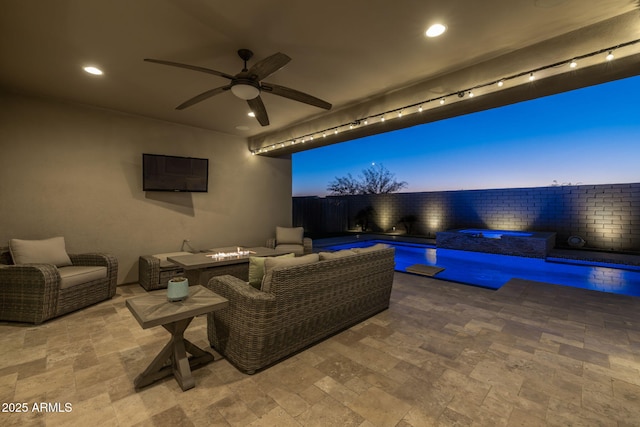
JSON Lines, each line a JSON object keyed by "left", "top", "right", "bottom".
{"left": 138, "top": 255, "right": 160, "bottom": 291}
{"left": 303, "top": 237, "right": 313, "bottom": 254}
{"left": 206, "top": 274, "right": 276, "bottom": 309}
{"left": 0, "top": 264, "right": 61, "bottom": 323}
{"left": 69, "top": 253, "right": 118, "bottom": 297}
{"left": 266, "top": 237, "right": 277, "bottom": 249}
{"left": 205, "top": 275, "right": 277, "bottom": 372}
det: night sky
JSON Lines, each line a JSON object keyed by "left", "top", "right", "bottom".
{"left": 293, "top": 75, "right": 640, "bottom": 196}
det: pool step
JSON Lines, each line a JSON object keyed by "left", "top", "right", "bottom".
{"left": 406, "top": 264, "right": 445, "bottom": 277}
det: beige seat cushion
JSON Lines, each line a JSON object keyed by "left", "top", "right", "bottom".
{"left": 275, "top": 226, "right": 304, "bottom": 244}
{"left": 261, "top": 253, "right": 320, "bottom": 292}
{"left": 152, "top": 251, "right": 192, "bottom": 268}
{"left": 275, "top": 244, "right": 305, "bottom": 256}
{"left": 58, "top": 266, "right": 107, "bottom": 289}
{"left": 248, "top": 253, "right": 295, "bottom": 288}
{"left": 9, "top": 236, "right": 72, "bottom": 267}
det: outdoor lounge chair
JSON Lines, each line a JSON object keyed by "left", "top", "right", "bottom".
{"left": 0, "top": 237, "right": 118, "bottom": 324}
{"left": 266, "top": 226, "right": 312, "bottom": 256}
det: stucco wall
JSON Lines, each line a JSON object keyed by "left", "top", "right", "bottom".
{"left": 294, "top": 184, "right": 640, "bottom": 252}
{"left": 0, "top": 92, "right": 293, "bottom": 283}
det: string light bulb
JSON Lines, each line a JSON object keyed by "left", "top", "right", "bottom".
{"left": 606, "top": 51, "right": 614, "bottom": 61}
{"left": 418, "top": 105, "right": 423, "bottom": 112}
{"left": 497, "top": 79, "right": 504, "bottom": 87}
{"left": 440, "top": 98, "right": 445, "bottom": 105}
{"left": 468, "top": 91, "right": 474, "bottom": 98}
{"left": 529, "top": 72, "right": 535, "bottom": 81}
{"left": 569, "top": 60, "right": 577, "bottom": 68}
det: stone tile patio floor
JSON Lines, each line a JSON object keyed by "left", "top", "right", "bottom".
{"left": 1, "top": 273, "right": 639, "bottom": 426}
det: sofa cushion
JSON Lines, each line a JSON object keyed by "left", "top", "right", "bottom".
{"left": 9, "top": 237, "right": 72, "bottom": 267}
{"left": 152, "top": 251, "right": 192, "bottom": 268}
{"left": 352, "top": 243, "right": 390, "bottom": 254}
{"left": 248, "top": 252, "right": 295, "bottom": 288}
{"left": 261, "top": 253, "right": 320, "bottom": 292}
{"left": 59, "top": 266, "right": 107, "bottom": 289}
{"left": 318, "top": 249, "right": 357, "bottom": 260}
{"left": 276, "top": 226, "right": 304, "bottom": 244}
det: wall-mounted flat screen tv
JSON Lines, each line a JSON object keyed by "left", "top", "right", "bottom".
{"left": 142, "top": 153, "right": 209, "bottom": 192}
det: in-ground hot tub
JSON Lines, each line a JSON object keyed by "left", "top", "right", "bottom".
{"left": 436, "top": 229, "right": 556, "bottom": 258}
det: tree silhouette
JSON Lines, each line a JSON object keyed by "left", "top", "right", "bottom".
{"left": 327, "top": 163, "right": 407, "bottom": 195}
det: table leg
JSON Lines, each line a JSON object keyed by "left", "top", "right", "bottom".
{"left": 134, "top": 317, "right": 214, "bottom": 391}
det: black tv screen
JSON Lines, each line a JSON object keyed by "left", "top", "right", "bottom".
{"left": 142, "top": 153, "right": 209, "bottom": 192}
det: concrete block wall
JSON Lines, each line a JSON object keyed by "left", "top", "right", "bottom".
{"left": 293, "top": 183, "right": 640, "bottom": 252}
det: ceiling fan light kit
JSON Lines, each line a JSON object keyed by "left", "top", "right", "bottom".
{"left": 144, "top": 48, "right": 332, "bottom": 126}
{"left": 230, "top": 81, "right": 260, "bottom": 100}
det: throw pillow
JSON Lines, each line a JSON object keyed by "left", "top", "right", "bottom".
{"left": 276, "top": 226, "right": 304, "bottom": 244}
{"left": 261, "top": 253, "right": 320, "bottom": 293}
{"left": 248, "top": 252, "right": 295, "bottom": 288}
{"left": 318, "top": 249, "right": 357, "bottom": 260}
{"left": 9, "top": 236, "right": 73, "bottom": 267}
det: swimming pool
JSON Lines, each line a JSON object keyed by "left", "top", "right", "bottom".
{"left": 325, "top": 240, "right": 640, "bottom": 296}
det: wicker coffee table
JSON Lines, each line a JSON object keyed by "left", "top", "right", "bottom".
{"left": 126, "top": 285, "right": 228, "bottom": 391}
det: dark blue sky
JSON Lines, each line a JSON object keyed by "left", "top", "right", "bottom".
{"left": 293, "top": 75, "right": 640, "bottom": 196}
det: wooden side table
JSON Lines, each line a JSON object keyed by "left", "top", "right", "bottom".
{"left": 126, "top": 285, "right": 228, "bottom": 391}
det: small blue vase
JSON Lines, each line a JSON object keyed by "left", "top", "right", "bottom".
{"left": 167, "top": 277, "right": 189, "bottom": 302}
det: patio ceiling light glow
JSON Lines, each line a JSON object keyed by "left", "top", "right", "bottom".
{"left": 426, "top": 24, "right": 446, "bottom": 38}
{"left": 83, "top": 66, "right": 103, "bottom": 75}
{"left": 251, "top": 39, "right": 639, "bottom": 155}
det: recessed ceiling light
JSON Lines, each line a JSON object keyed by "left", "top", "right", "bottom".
{"left": 83, "top": 66, "right": 103, "bottom": 75}
{"left": 248, "top": 112, "right": 256, "bottom": 117}
{"left": 426, "top": 23, "right": 446, "bottom": 38}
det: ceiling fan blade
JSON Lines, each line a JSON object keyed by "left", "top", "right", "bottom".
{"left": 144, "top": 58, "right": 235, "bottom": 80}
{"left": 176, "top": 85, "right": 231, "bottom": 110}
{"left": 261, "top": 82, "right": 332, "bottom": 110}
{"left": 248, "top": 52, "right": 291, "bottom": 80}
{"left": 247, "top": 96, "right": 269, "bottom": 126}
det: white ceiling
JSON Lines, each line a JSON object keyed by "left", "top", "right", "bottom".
{"left": 1, "top": 0, "right": 639, "bottom": 154}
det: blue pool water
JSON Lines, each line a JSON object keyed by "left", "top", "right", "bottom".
{"left": 325, "top": 240, "right": 640, "bottom": 296}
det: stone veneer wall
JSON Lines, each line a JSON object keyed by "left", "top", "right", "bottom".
{"left": 293, "top": 183, "right": 640, "bottom": 252}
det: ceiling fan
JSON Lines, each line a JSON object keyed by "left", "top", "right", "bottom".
{"left": 144, "top": 49, "right": 332, "bottom": 126}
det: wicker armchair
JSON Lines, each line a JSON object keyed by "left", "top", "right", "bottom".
{"left": 266, "top": 226, "right": 312, "bottom": 256}
{"left": 0, "top": 247, "right": 118, "bottom": 324}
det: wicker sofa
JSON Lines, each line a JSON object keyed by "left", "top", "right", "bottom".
{"left": 206, "top": 245, "right": 395, "bottom": 374}
{"left": 138, "top": 251, "right": 192, "bottom": 291}
{"left": 0, "top": 245, "right": 118, "bottom": 324}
